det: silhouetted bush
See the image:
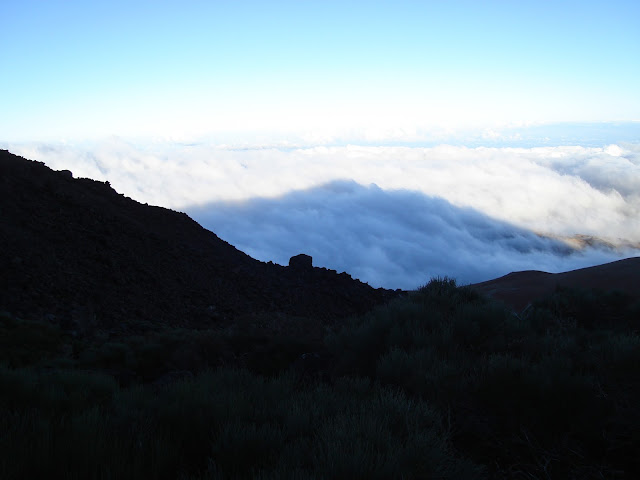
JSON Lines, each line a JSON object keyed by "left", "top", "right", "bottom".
{"left": 2, "top": 278, "right": 639, "bottom": 478}
{"left": 326, "top": 277, "right": 640, "bottom": 478}
{"left": 531, "top": 285, "right": 638, "bottom": 331}
{"left": 0, "top": 312, "right": 65, "bottom": 367}
{"left": 0, "top": 367, "right": 482, "bottom": 479}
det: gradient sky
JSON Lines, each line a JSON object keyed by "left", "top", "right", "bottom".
{"left": 2, "top": 0, "right": 639, "bottom": 142}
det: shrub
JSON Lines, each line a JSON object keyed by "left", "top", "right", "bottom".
{"left": 0, "top": 312, "right": 65, "bottom": 367}
{"left": 0, "top": 366, "right": 483, "bottom": 479}
{"left": 325, "top": 280, "right": 640, "bottom": 477}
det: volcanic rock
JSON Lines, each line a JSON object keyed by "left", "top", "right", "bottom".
{"left": 0, "top": 150, "right": 400, "bottom": 336}
{"left": 289, "top": 253, "right": 313, "bottom": 270}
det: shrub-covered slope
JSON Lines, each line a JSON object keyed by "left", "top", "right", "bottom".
{"left": 2, "top": 280, "right": 639, "bottom": 479}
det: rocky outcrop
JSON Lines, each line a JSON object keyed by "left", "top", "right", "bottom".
{"left": 289, "top": 253, "right": 313, "bottom": 270}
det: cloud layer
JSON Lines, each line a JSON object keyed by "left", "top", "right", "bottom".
{"left": 5, "top": 138, "right": 640, "bottom": 288}
{"left": 187, "top": 180, "right": 635, "bottom": 289}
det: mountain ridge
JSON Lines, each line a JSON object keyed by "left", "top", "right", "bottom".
{"left": 470, "top": 256, "right": 640, "bottom": 311}
{"left": 0, "top": 150, "right": 399, "bottom": 336}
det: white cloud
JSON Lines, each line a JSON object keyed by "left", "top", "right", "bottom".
{"left": 186, "top": 181, "right": 635, "bottom": 289}
{"left": 4, "top": 137, "right": 640, "bottom": 289}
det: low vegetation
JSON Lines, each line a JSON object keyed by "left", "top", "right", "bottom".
{"left": 1, "top": 280, "right": 639, "bottom": 479}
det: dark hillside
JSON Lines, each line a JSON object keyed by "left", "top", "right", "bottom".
{"left": 471, "top": 257, "right": 640, "bottom": 311}
{"left": 0, "top": 150, "right": 398, "bottom": 335}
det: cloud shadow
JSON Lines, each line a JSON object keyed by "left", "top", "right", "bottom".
{"left": 184, "top": 180, "right": 632, "bottom": 289}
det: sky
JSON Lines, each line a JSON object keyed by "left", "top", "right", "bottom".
{"left": 2, "top": 0, "right": 639, "bottom": 142}
{"left": 2, "top": 1, "right": 640, "bottom": 289}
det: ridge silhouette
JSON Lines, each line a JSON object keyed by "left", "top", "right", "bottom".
{"left": 0, "top": 150, "right": 400, "bottom": 336}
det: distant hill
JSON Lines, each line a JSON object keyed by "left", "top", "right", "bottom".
{"left": 0, "top": 150, "right": 398, "bottom": 336}
{"left": 470, "top": 256, "right": 640, "bottom": 311}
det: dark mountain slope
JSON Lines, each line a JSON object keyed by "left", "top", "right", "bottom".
{"left": 0, "top": 150, "right": 398, "bottom": 334}
{"left": 470, "top": 256, "right": 640, "bottom": 311}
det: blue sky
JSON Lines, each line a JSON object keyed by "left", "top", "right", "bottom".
{"left": 2, "top": 0, "right": 639, "bottom": 142}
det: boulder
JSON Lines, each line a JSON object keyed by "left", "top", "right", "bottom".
{"left": 289, "top": 253, "right": 313, "bottom": 270}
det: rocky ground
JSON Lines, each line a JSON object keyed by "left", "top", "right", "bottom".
{"left": 1, "top": 150, "right": 401, "bottom": 339}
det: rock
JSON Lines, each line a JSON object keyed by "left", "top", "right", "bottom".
{"left": 289, "top": 253, "right": 313, "bottom": 270}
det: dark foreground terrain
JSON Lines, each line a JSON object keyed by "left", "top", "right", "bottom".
{"left": 1, "top": 150, "right": 639, "bottom": 479}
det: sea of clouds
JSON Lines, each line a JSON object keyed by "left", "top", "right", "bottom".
{"left": 5, "top": 135, "right": 640, "bottom": 289}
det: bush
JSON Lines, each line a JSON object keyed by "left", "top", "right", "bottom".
{"left": 3, "top": 278, "right": 639, "bottom": 478}
{"left": 325, "top": 280, "right": 640, "bottom": 477}
{"left": 0, "top": 312, "right": 65, "bottom": 367}
{"left": 0, "top": 366, "right": 484, "bottom": 479}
